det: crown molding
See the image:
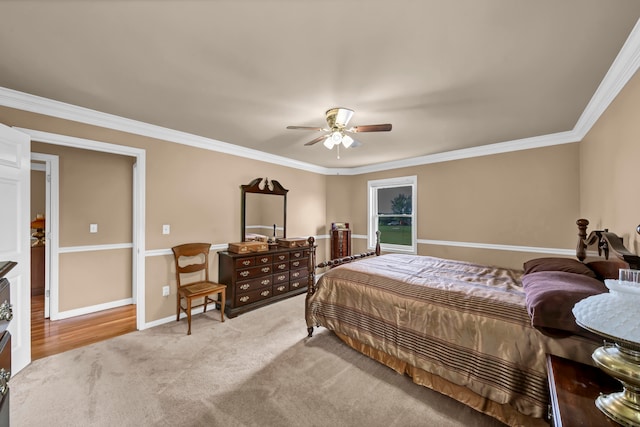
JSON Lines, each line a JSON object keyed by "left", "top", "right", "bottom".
{"left": 1, "top": 17, "right": 639, "bottom": 176}
{"left": 573, "top": 18, "right": 640, "bottom": 139}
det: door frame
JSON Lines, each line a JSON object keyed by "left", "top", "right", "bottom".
{"left": 18, "top": 128, "right": 146, "bottom": 331}
{"left": 30, "top": 153, "right": 59, "bottom": 318}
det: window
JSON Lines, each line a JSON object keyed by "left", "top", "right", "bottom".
{"left": 368, "top": 175, "right": 417, "bottom": 253}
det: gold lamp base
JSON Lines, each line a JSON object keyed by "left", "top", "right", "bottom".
{"left": 592, "top": 344, "right": 640, "bottom": 427}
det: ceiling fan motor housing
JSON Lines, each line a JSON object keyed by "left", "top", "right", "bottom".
{"left": 326, "top": 108, "right": 354, "bottom": 130}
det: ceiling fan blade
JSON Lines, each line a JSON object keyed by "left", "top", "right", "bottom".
{"left": 348, "top": 124, "right": 392, "bottom": 133}
{"left": 304, "top": 135, "right": 328, "bottom": 146}
{"left": 286, "top": 125, "right": 325, "bottom": 131}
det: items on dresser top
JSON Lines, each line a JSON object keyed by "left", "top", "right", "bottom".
{"left": 218, "top": 245, "right": 310, "bottom": 318}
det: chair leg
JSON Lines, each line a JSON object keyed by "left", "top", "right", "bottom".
{"left": 176, "top": 294, "right": 180, "bottom": 322}
{"left": 220, "top": 289, "right": 225, "bottom": 322}
{"left": 186, "top": 297, "right": 192, "bottom": 335}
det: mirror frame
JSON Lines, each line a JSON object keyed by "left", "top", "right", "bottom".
{"left": 241, "top": 177, "right": 288, "bottom": 242}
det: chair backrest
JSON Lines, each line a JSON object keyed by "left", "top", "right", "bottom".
{"left": 171, "top": 243, "right": 212, "bottom": 287}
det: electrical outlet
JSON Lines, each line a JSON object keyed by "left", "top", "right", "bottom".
{"left": 162, "top": 224, "right": 170, "bottom": 235}
{"left": 162, "top": 286, "right": 170, "bottom": 297}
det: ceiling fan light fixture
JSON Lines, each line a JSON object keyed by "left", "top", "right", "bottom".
{"left": 323, "top": 135, "right": 336, "bottom": 149}
{"left": 333, "top": 108, "right": 354, "bottom": 127}
{"left": 341, "top": 134, "right": 354, "bottom": 148}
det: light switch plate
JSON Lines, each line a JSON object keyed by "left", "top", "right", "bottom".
{"left": 90, "top": 223, "right": 98, "bottom": 233}
{"left": 162, "top": 224, "right": 170, "bottom": 235}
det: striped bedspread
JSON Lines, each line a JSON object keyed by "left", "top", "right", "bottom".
{"left": 306, "top": 254, "right": 597, "bottom": 420}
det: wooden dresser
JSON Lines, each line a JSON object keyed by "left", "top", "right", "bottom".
{"left": 0, "top": 261, "right": 15, "bottom": 427}
{"left": 218, "top": 246, "right": 311, "bottom": 318}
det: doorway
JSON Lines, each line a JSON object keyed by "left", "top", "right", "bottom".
{"left": 20, "top": 127, "right": 147, "bottom": 367}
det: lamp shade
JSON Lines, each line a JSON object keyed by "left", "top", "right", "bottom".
{"left": 31, "top": 216, "right": 45, "bottom": 229}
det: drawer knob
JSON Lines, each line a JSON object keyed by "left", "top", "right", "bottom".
{"left": 277, "top": 286, "right": 285, "bottom": 291}
{"left": 0, "top": 301, "right": 12, "bottom": 322}
{"left": 261, "top": 258, "right": 268, "bottom": 263}
{"left": 278, "top": 265, "right": 286, "bottom": 270}
{"left": 277, "top": 275, "right": 285, "bottom": 281}
{"left": 240, "top": 271, "right": 250, "bottom": 277}
{"left": 240, "top": 284, "right": 250, "bottom": 290}
{"left": 240, "top": 296, "right": 250, "bottom": 303}
{"left": 242, "top": 260, "right": 251, "bottom": 266}
{"left": 260, "top": 290, "right": 270, "bottom": 297}
{"left": 261, "top": 267, "right": 270, "bottom": 273}
{"left": 0, "top": 368, "right": 10, "bottom": 396}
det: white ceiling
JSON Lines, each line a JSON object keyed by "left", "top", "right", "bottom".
{"left": 2, "top": 1, "right": 640, "bottom": 169}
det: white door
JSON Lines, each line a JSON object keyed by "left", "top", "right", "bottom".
{"left": 0, "top": 123, "right": 31, "bottom": 374}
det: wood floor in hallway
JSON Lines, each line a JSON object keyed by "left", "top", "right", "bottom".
{"left": 31, "top": 294, "right": 137, "bottom": 360}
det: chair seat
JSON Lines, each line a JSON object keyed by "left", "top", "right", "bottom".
{"left": 180, "top": 281, "right": 226, "bottom": 298}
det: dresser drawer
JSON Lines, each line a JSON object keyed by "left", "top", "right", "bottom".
{"left": 289, "top": 268, "right": 308, "bottom": 281}
{"left": 273, "top": 261, "right": 288, "bottom": 272}
{"left": 290, "top": 276, "right": 308, "bottom": 291}
{"left": 236, "top": 265, "right": 272, "bottom": 281}
{"left": 273, "top": 253, "right": 289, "bottom": 263}
{"left": 235, "top": 257, "right": 255, "bottom": 269}
{"left": 236, "top": 276, "right": 272, "bottom": 293}
{"left": 273, "top": 283, "right": 290, "bottom": 294}
{"left": 273, "top": 271, "right": 289, "bottom": 284}
{"left": 255, "top": 254, "right": 272, "bottom": 265}
{"left": 289, "top": 250, "right": 306, "bottom": 260}
{"left": 289, "top": 259, "right": 306, "bottom": 270}
{"left": 0, "top": 331, "right": 10, "bottom": 401}
{"left": 235, "top": 287, "right": 272, "bottom": 306}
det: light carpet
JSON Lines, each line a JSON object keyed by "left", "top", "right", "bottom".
{"left": 11, "top": 294, "right": 506, "bottom": 426}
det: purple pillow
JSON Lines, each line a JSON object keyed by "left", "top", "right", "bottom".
{"left": 523, "top": 257, "right": 597, "bottom": 279}
{"left": 522, "top": 271, "right": 606, "bottom": 338}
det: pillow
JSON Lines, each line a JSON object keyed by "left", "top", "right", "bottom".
{"left": 586, "top": 260, "right": 629, "bottom": 280}
{"left": 523, "top": 257, "right": 597, "bottom": 279}
{"left": 522, "top": 271, "right": 607, "bottom": 338}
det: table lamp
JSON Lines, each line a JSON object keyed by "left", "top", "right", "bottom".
{"left": 30, "top": 214, "right": 45, "bottom": 246}
{"left": 573, "top": 273, "right": 640, "bottom": 427}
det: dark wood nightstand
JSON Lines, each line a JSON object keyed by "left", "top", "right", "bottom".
{"left": 546, "top": 354, "right": 621, "bottom": 426}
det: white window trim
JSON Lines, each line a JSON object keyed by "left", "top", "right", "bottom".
{"left": 367, "top": 175, "right": 417, "bottom": 254}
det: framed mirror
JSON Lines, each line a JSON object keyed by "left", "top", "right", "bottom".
{"left": 241, "top": 177, "right": 288, "bottom": 242}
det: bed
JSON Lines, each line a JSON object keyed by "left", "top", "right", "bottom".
{"left": 304, "top": 219, "right": 640, "bottom": 427}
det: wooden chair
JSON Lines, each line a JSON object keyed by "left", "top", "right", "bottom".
{"left": 171, "top": 243, "right": 226, "bottom": 335}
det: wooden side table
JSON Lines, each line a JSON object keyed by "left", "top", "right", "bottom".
{"left": 546, "top": 354, "right": 621, "bottom": 426}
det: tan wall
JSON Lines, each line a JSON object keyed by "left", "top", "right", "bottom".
{"left": 580, "top": 70, "right": 640, "bottom": 255}
{"left": 29, "top": 142, "right": 134, "bottom": 311}
{"left": 0, "top": 106, "right": 328, "bottom": 322}
{"left": 326, "top": 144, "right": 581, "bottom": 269}
{"left": 11, "top": 74, "right": 638, "bottom": 320}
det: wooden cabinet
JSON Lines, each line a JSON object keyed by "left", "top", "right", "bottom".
{"left": 331, "top": 228, "right": 351, "bottom": 259}
{"left": 546, "top": 354, "right": 620, "bottom": 427}
{"left": 218, "top": 246, "right": 310, "bottom": 318}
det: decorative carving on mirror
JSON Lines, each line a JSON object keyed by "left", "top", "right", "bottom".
{"left": 241, "top": 178, "right": 288, "bottom": 243}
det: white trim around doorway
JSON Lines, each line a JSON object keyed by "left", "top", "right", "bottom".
{"left": 19, "top": 128, "right": 147, "bottom": 331}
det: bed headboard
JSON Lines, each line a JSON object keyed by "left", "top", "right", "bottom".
{"left": 576, "top": 218, "right": 640, "bottom": 270}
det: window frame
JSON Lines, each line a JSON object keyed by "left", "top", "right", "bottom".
{"left": 367, "top": 175, "right": 417, "bottom": 254}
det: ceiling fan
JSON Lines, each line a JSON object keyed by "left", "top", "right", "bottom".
{"left": 286, "top": 107, "right": 392, "bottom": 158}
